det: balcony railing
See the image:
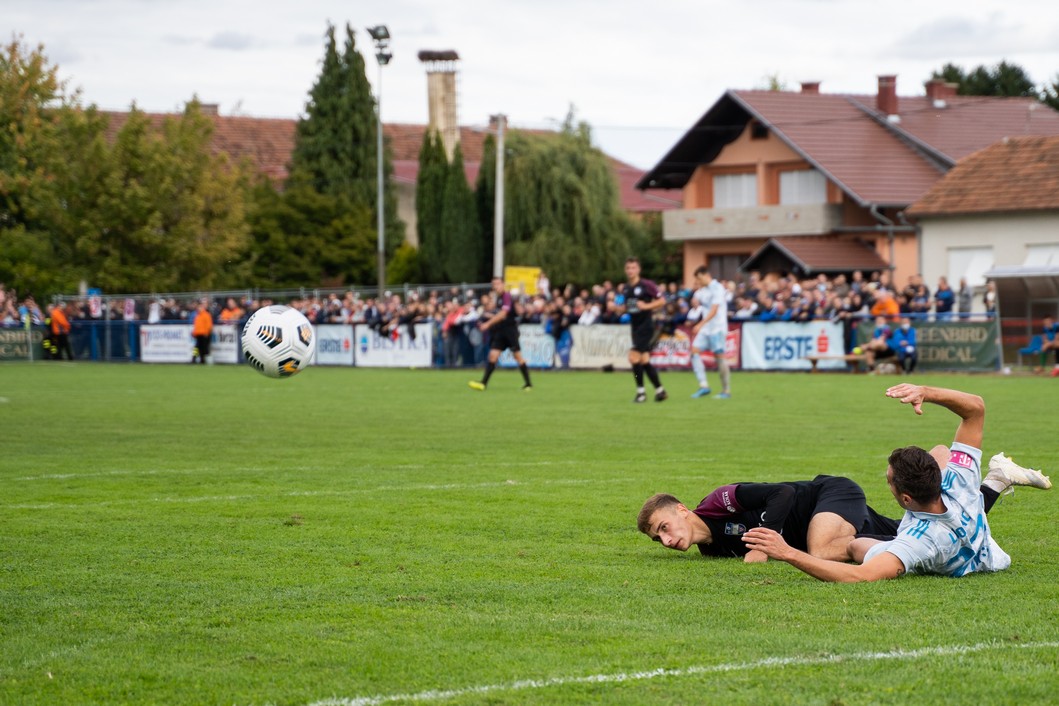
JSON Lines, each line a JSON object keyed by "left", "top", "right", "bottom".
{"left": 663, "top": 203, "right": 843, "bottom": 240}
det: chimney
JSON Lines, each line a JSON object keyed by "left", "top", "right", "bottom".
{"left": 924, "top": 78, "right": 958, "bottom": 107}
{"left": 800, "top": 81, "right": 820, "bottom": 95}
{"left": 418, "top": 50, "right": 461, "bottom": 161}
{"left": 877, "top": 75, "right": 898, "bottom": 120}
{"left": 199, "top": 103, "right": 219, "bottom": 116}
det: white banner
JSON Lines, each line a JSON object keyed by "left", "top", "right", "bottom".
{"left": 314, "top": 324, "right": 355, "bottom": 366}
{"left": 568, "top": 325, "right": 632, "bottom": 370}
{"left": 740, "top": 321, "right": 846, "bottom": 370}
{"left": 211, "top": 324, "right": 240, "bottom": 364}
{"left": 140, "top": 324, "right": 193, "bottom": 363}
{"left": 354, "top": 324, "right": 433, "bottom": 367}
{"left": 499, "top": 324, "right": 555, "bottom": 369}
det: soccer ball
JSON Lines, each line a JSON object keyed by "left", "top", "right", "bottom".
{"left": 241, "top": 305, "right": 316, "bottom": 378}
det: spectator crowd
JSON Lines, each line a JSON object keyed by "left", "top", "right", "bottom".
{"left": 1, "top": 269, "right": 1002, "bottom": 366}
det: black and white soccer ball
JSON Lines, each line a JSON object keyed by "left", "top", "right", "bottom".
{"left": 241, "top": 305, "right": 316, "bottom": 379}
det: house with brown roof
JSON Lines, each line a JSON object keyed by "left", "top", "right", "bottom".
{"left": 638, "top": 76, "right": 1059, "bottom": 287}
{"left": 907, "top": 134, "right": 1059, "bottom": 324}
{"left": 103, "top": 107, "right": 681, "bottom": 248}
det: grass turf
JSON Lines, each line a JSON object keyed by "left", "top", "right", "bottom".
{"left": 1, "top": 363, "right": 1057, "bottom": 705}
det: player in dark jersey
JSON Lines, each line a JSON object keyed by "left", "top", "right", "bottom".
{"left": 468, "top": 277, "right": 532, "bottom": 392}
{"left": 623, "top": 257, "right": 667, "bottom": 403}
{"left": 637, "top": 476, "right": 900, "bottom": 562}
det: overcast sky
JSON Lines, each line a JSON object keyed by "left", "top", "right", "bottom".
{"left": 7, "top": 0, "right": 1059, "bottom": 168}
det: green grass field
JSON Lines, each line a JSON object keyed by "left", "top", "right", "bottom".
{"left": 1, "top": 363, "right": 1057, "bottom": 705}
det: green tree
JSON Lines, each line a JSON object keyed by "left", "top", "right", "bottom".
{"left": 502, "top": 114, "right": 645, "bottom": 286}
{"left": 440, "top": 144, "right": 480, "bottom": 283}
{"left": 245, "top": 179, "right": 374, "bottom": 287}
{"left": 475, "top": 133, "right": 497, "bottom": 280}
{"left": 415, "top": 130, "right": 448, "bottom": 282}
{"left": 1040, "top": 75, "right": 1059, "bottom": 111}
{"left": 289, "top": 23, "right": 404, "bottom": 271}
{"left": 931, "top": 60, "right": 1037, "bottom": 97}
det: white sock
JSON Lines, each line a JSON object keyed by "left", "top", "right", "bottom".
{"left": 691, "top": 352, "right": 708, "bottom": 388}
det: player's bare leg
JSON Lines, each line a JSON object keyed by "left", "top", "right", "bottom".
{"left": 806, "top": 512, "right": 858, "bottom": 561}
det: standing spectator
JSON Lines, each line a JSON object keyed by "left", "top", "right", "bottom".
{"left": 49, "top": 302, "right": 73, "bottom": 360}
{"left": 191, "top": 299, "right": 213, "bottom": 364}
{"left": 956, "top": 278, "right": 973, "bottom": 319}
{"left": 218, "top": 297, "right": 245, "bottom": 323}
{"left": 891, "top": 316, "right": 918, "bottom": 374}
{"left": 624, "top": 257, "right": 667, "bottom": 403}
{"left": 688, "top": 265, "right": 731, "bottom": 399}
{"left": 934, "top": 277, "right": 955, "bottom": 320}
{"left": 869, "top": 288, "right": 900, "bottom": 320}
{"left": 983, "top": 282, "right": 997, "bottom": 317}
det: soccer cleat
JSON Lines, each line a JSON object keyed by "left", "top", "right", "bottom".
{"left": 655, "top": 389, "right": 668, "bottom": 402}
{"left": 522, "top": 384, "right": 533, "bottom": 392}
{"left": 986, "top": 452, "right": 1052, "bottom": 494}
{"left": 716, "top": 392, "right": 731, "bottom": 399}
{"left": 691, "top": 387, "right": 712, "bottom": 399}
{"left": 633, "top": 392, "right": 647, "bottom": 403}
{"left": 468, "top": 381, "right": 486, "bottom": 391}
{"left": 1051, "top": 366, "right": 1059, "bottom": 377}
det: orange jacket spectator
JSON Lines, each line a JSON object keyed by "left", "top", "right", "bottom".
{"left": 869, "top": 292, "right": 900, "bottom": 320}
{"left": 51, "top": 306, "right": 71, "bottom": 335}
{"left": 192, "top": 308, "right": 213, "bottom": 337}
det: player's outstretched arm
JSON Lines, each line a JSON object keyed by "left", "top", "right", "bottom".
{"left": 743, "top": 528, "right": 905, "bottom": 583}
{"left": 885, "top": 384, "right": 984, "bottom": 449}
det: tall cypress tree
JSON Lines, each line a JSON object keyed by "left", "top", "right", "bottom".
{"left": 289, "top": 23, "right": 404, "bottom": 268}
{"left": 440, "top": 144, "right": 480, "bottom": 283}
{"left": 416, "top": 130, "right": 448, "bottom": 282}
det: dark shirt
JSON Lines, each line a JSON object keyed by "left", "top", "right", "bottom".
{"left": 626, "top": 278, "right": 662, "bottom": 326}
{"left": 693, "top": 479, "right": 830, "bottom": 557}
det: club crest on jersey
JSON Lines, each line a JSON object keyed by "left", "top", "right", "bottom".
{"left": 949, "top": 451, "right": 973, "bottom": 468}
{"left": 724, "top": 522, "right": 747, "bottom": 536}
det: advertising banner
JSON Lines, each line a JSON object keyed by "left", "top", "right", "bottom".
{"left": 650, "top": 325, "right": 742, "bottom": 370}
{"left": 354, "top": 324, "right": 433, "bottom": 367}
{"left": 0, "top": 326, "right": 45, "bottom": 361}
{"left": 314, "top": 324, "right": 355, "bottom": 366}
{"left": 498, "top": 324, "right": 555, "bottom": 368}
{"left": 211, "top": 324, "right": 240, "bottom": 364}
{"left": 567, "top": 325, "right": 632, "bottom": 369}
{"left": 856, "top": 320, "right": 999, "bottom": 371}
{"left": 741, "top": 321, "right": 846, "bottom": 370}
{"left": 140, "top": 324, "right": 193, "bottom": 363}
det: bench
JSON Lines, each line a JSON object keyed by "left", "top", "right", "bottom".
{"left": 804, "top": 354, "right": 869, "bottom": 373}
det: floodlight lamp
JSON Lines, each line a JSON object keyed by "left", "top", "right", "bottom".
{"left": 367, "top": 25, "right": 390, "bottom": 42}
{"left": 376, "top": 51, "right": 392, "bottom": 66}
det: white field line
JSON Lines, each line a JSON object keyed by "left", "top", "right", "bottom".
{"left": 5, "top": 474, "right": 686, "bottom": 511}
{"left": 6, "top": 459, "right": 592, "bottom": 483}
{"left": 307, "top": 640, "right": 1059, "bottom": 706}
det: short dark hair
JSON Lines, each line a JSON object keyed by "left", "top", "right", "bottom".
{"left": 694, "top": 265, "right": 709, "bottom": 277}
{"left": 625, "top": 257, "right": 640, "bottom": 265}
{"left": 637, "top": 493, "right": 681, "bottom": 534}
{"left": 888, "top": 446, "right": 941, "bottom": 504}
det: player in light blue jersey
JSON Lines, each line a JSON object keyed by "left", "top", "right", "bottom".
{"left": 688, "top": 265, "right": 731, "bottom": 399}
{"left": 742, "top": 384, "right": 1050, "bottom": 582}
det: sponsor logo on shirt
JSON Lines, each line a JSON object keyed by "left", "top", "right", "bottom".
{"left": 721, "top": 490, "right": 736, "bottom": 513}
{"left": 724, "top": 523, "right": 747, "bottom": 536}
{"left": 949, "top": 451, "right": 973, "bottom": 468}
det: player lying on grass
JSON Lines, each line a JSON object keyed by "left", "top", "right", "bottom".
{"left": 742, "top": 384, "right": 1051, "bottom": 581}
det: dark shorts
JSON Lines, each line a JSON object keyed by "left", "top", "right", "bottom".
{"left": 490, "top": 327, "right": 520, "bottom": 353}
{"left": 811, "top": 475, "right": 899, "bottom": 536}
{"left": 630, "top": 319, "right": 654, "bottom": 353}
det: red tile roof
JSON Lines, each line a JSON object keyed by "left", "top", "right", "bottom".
{"left": 743, "top": 236, "right": 889, "bottom": 275}
{"left": 100, "top": 112, "right": 680, "bottom": 212}
{"left": 907, "top": 135, "right": 1059, "bottom": 216}
{"left": 641, "top": 86, "right": 1059, "bottom": 208}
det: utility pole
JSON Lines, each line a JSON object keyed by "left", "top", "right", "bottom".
{"left": 491, "top": 113, "right": 506, "bottom": 279}
{"left": 368, "top": 25, "right": 392, "bottom": 297}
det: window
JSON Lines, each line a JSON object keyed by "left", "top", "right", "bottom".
{"left": 779, "top": 169, "right": 827, "bottom": 205}
{"left": 1023, "top": 244, "right": 1059, "bottom": 267}
{"left": 948, "top": 247, "right": 993, "bottom": 287}
{"left": 713, "top": 173, "right": 757, "bottom": 208}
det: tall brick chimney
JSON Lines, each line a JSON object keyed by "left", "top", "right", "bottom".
{"left": 418, "top": 50, "right": 461, "bottom": 161}
{"left": 877, "top": 75, "right": 898, "bottom": 118}
{"left": 800, "top": 81, "right": 820, "bottom": 95}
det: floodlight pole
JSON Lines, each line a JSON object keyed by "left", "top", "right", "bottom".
{"left": 492, "top": 113, "right": 506, "bottom": 279}
{"left": 369, "top": 25, "right": 392, "bottom": 298}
